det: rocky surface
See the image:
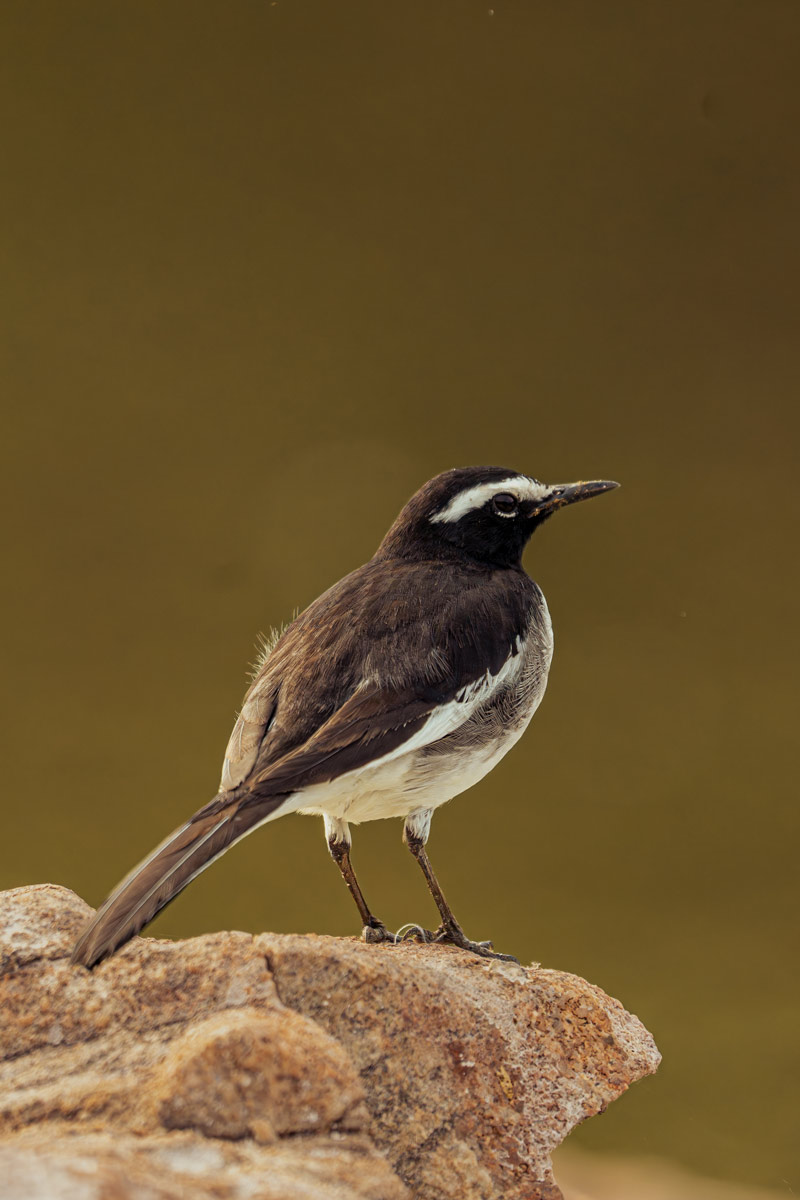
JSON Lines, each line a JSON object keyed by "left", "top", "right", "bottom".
{"left": 0, "top": 884, "right": 660, "bottom": 1200}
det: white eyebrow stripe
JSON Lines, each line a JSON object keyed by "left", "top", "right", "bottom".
{"left": 430, "top": 476, "right": 551, "bottom": 524}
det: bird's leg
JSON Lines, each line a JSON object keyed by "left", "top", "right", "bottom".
{"left": 402, "top": 810, "right": 519, "bottom": 963}
{"left": 324, "top": 816, "right": 393, "bottom": 944}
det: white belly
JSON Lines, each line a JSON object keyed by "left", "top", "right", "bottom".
{"left": 294, "top": 723, "right": 523, "bottom": 824}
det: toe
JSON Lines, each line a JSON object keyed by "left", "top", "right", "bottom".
{"left": 362, "top": 922, "right": 393, "bottom": 944}
{"left": 395, "top": 923, "right": 437, "bottom": 943}
{"left": 433, "top": 924, "right": 519, "bottom": 963}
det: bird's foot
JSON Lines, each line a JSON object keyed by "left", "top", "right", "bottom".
{"left": 393, "top": 922, "right": 439, "bottom": 944}
{"left": 432, "top": 919, "right": 520, "bottom": 963}
{"left": 361, "top": 919, "right": 395, "bottom": 944}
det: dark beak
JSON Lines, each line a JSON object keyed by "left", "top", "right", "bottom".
{"left": 539, "top": 479, "right": 620, "bottom": 515}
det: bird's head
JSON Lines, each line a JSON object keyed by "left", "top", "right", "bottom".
{"left": 376, "top": 466, "right": 619, "bottom": 568}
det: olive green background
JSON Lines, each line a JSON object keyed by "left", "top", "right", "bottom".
{"left": 2, "top": 1, "right": 797, "bottom": 1191}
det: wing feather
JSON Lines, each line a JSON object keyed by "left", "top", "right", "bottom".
{"left": 224, "top": 559, "right": 536, "bottom": 800}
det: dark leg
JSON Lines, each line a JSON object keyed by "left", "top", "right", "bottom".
{"left": 402, "top": 810, "right": 519, "bottom": 963}
{"left": 324, "top": 816, "right": 393, "bottom": 944}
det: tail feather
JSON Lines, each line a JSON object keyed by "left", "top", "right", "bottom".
{"left": 71, "top": 793, "right": 286, "bottom": 969}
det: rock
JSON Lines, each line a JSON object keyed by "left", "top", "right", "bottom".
{"left": 0, "top": 885, "right": 660, "bottom": 1200}
{"left": 152, "top": 1008, "right": 368, "bottom": 1141}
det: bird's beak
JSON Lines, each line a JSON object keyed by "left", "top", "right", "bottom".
{"left": 538, "top": 479, "right": 620, "bottom": 515}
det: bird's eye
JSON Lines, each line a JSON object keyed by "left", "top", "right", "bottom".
{"left": 491, "top": 493, "right": 518, "bottom": 517}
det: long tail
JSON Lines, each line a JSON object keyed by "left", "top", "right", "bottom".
{"left": 71, "top": 791, "right": 288, "bottom": 969}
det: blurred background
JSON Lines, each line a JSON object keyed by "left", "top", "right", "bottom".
{"left": 1, "top": 2, "right": 797, "bottom": 1195}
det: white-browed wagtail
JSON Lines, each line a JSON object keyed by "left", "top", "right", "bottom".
{"left": 73, "top": 466, "right": 618, "bottom": 967}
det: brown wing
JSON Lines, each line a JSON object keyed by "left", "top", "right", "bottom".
{"left": 220, "top": 556, "right": 537, "bottom": 794}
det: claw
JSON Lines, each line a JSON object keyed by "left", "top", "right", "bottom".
{"left": 432, "top": 922, "right": 519, "bottom": 963}
{"left": 394, "top": 922, "right": 437, "bottom": 944}
{"left": 361, "top": 918, "right": 518, "bottom": 962}
{"left": 362, "top": 922, "right": 395, "bottom": 944}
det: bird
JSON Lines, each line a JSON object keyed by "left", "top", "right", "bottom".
{"left": 72, "top": 466, "right": 618, "bottom": 969}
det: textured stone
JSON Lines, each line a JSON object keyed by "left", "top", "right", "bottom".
{"left": 0, "top": 1129, "right": 404, "bottom": 1200}
{"left": 0, "top": 884, "right": 660, "bottom": 1200}
{"left": 152, "top": 1008, "right": 368, "bottom": 1140}
{"left": 256, "top": 932, "right": 660, "bottom": 1200}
